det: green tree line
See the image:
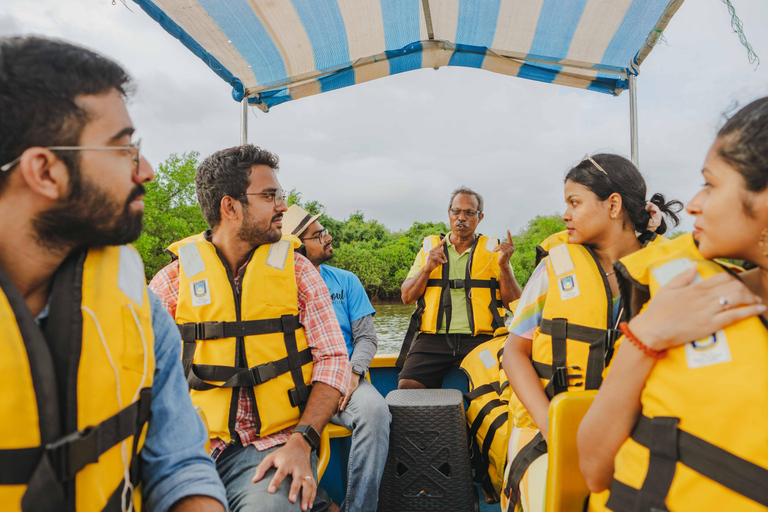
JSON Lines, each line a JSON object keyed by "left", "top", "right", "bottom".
{"left": 136, "top": 153, "right": 566, "bottom": 300}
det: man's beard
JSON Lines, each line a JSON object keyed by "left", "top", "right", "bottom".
{"left": 237, "top": 205, "right": 282, "bottom": 246}
{"left": 319, "top": 244, "right": 334, "bottom": 264}
{"left": 33, "top": 167, "right": 145, "bottom": 250}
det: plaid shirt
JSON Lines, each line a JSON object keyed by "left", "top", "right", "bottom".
{"left": 149, "top": 248, "right": 350, "bottom": 453}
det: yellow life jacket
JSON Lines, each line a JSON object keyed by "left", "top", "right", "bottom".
{"left": 504, "top": 233, "right": 666, "bottom": 508}
{"left": 603, "top": 233, "right": 768, "bottom": 511}
{"left": 460, "top": 334, "right": 512, "bottom": 498}
{"left": 416, "top": 234, "right": 507, "bottom": 336}
{"left": 168, "top": 232, "right": 313, "bottom": 443}
{"left": 0, "top": 246, "right": 155, "bottom": 512}
{"left": 397, "top": 234, "right": 508, "bottom": 368}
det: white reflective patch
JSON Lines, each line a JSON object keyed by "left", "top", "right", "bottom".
{"left": 651, "top": 258, "right": 702, "bottom": 287}
{"left": 118, "top": 245, "right": 145, "bottom": 306}
{"left": 485, "top": 236, "right": 499, "bottom": 252}
{"left": 685, "top": 330, "right": 732, "bottom": 369}
{"left": 557, "top": 273, "right": 580, "bottom": 301}
{"left": 423, "top": 237, "right": 434, "bottom": 254}
{"left": 178, "top": 243, "right": 206, "bottom": 279}
{"left": 478, "top": 348, "right": 497, "bottom": 370}
{"left": 549, "top": 244, "right": 575, "bottom": 277}
{"left": 190, "top": 278, "right": 212, "bottom": 307}
{"left": 266, "top": 240, "right": 290, "bottom": 270}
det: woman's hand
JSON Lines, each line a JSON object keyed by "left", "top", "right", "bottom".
{"left": 630, "top": 265, "right": 765, "bottom": 351}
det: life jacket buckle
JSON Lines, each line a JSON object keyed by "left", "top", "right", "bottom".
{"left": 553, "top": 366, "right": 583, "bottom": 389}
{"left": 450, "top": 279, "right": 466, "bottom": 289}
{"left": 252, "top": 362, "right": 277, "bottom": 383}
{"left": 45, "top": 426, "right": 93, "bottom": 481}
{"left": 197, "top": 321, "right": 224, "bottom": 340}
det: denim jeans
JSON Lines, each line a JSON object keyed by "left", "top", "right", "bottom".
{"left": 216, "top": 442, "right": 319, "bottom": 512}
{"left": 330, "top": 378, "right": 391, "bottom": 512}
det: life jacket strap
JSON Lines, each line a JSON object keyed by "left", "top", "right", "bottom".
{"left": 0, "top": 387, "right": 152, "bottom": 509}
{"left": 607, "top": 415, "right": 768, "bottom": 510}
{"left": 503, "top": 431, "right": 547, "bottom": 509}
{"left": 178, "top": 315, "right": 302, "bottom": 342}
{"left": 396, "top": 303, "right": 424, "bottom": 369}
{"left": 426, "top": 278, "right": 496, "bottom": 289}
{"left": 536, "top": 318, "right": 620, "bottom": 398}
{"left": 463, "top": 382, "right": 502, "bottom": 403}
{"left": 187, "top": 348, "right": 313, "bottom": 390}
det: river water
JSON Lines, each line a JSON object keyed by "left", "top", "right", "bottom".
{"left": 371, "top": 303, "right": 413, "bottom": 354}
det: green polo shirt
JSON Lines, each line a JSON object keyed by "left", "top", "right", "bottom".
{"left": 407, "top": 235, "right": 513, "bottom": 334}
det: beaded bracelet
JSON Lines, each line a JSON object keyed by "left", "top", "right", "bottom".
{"left": 618, "top": 322, "right": 667, "bottom": 359}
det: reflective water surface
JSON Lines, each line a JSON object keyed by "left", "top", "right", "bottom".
{"left": 372, "top": 303, "right": 413, "bottom": 354}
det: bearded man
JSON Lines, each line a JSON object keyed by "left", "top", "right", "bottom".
{"left": 0, "top": 36, "right": 226, "bottom": 511}
{"left": 149, "top": 145, "right": 350, "bottom": 512}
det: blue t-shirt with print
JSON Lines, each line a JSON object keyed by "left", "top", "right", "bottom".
{"left": 319, "top": 264, "right": 376, "bottom": 358}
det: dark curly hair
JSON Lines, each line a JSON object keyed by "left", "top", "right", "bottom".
{"left": 195, "top": 144, "right": 280, "bottom": 229}
{"left": 565, "top": 153, "right": 682, "bottom": 235}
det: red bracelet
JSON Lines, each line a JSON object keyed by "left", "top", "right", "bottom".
{"left": 618, "top": 322, "right": 667, "bottom": 359}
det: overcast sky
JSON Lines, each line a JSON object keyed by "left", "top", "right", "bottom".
{"left": 2, "top": 1, "right": 767, "bottom": 239}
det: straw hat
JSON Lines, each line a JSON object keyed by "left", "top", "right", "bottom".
{"left": 281, "top": 204, "right": 324, "bottom": 238}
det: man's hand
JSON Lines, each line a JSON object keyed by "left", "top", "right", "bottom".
{"left": 338, "top": 372, "right": 362, "bottom": 412}
{"left": 423, "top": 235, "right": 448, "bottom": 273}
{"left": 493, "top": 230, "right": 516, "bottom": 264}
{"left": 252, "top": 434, "right": 316, "bottom": 511}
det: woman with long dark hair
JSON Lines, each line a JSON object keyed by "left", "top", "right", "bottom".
{"left": 500, "top": 154, "right": 682, "bottom": 512}
{"left": 578, "top": 97, "right": 768, "bottom": 512}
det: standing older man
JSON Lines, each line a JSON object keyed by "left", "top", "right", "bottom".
{"left": 149, "top": 146, "right": 350, "bottom": 512}
{"left": 282, "top": 204, "right": 391, "bottom": 512}
{"left": 398, "top": 186, "right": 522, "bottom": 389}
{"left": 0, "top": 37, "right": 226, "bottom": 511}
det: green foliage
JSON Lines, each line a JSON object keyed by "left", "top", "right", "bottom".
{"left": 509, "top": 214, "right": 567, "bottom": 287}
{"left": 138, "top": 169, "right": 557, "bottom": 298}
{"left": 134, "top": 152, "right": 208, "bottom": 279}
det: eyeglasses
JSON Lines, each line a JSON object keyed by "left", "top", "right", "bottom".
{"left": 0, "top": 140, "right": 142, "bottom": 173}
{"left": 582, "top": 154, "right": 608, "bottom": 175}
{"left": 241, "top": 189, "right": 287, "bottom": 206}
{"left": 448, "top": 208, "right": 480, "bottom": 218}
{"left": 302, "top": 229, "right": 330, "bottom": 244}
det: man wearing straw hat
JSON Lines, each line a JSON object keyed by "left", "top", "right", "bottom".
{"left": 149, "top": 145, "right": 350, "bottom": 512}
{"left": 283, "top": 204, "right": 391, "bottom": 512}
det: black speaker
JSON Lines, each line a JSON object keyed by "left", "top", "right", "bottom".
{"left": 378, "top": 389, "right": 477, "bottom": 512}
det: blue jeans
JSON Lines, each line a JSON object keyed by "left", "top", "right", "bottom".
{"left": 216, "top": 442, "right": 319, "bottom": 512}
{"left": 330, "top": 378, "right": 391, "bottom": 512}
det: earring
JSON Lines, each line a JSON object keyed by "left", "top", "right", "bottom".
{"left": 759, "top": 227, "right": 768, "bottom": 257}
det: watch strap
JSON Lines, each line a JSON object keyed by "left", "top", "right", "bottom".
{"left": 293, "top": 424, "right": 320, "bottom": 451}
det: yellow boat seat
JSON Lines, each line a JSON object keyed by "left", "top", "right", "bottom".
{"left": 544, "top": 390, "right": 597, "bottom": 512}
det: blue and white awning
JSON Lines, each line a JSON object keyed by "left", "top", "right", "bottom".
{"left": 133, "top": 0, "right": 684, "bottom": 111}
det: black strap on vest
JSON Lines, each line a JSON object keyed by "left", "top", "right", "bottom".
{"left": 463, "top": 382, "right": 502, "bottom": 403}
{"left": 181, "top": 314, "right": 312, "bottom": 408}
{"left": 0, "top": 388, "right": 152, "bottom": 510}
{"left": 503, "top": 431, "right": 548, "bottom": 508}
{"left": 396, "top": 303, "right": 424, "bottom": 369}
{"left": 536, "top": 318, "right": 620, "bottom": 399}
{"left": 606, "top": 415, "right": 768, "bottom": 511}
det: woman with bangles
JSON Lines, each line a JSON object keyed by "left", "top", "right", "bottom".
{"left": 500, "top": 154, "right": 682, "bottom": 512}
{"left": 578, "top": 97, "right": 768, "bottom": 512}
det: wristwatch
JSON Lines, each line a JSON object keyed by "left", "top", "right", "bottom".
{"left": 293, "top": 424, "right": 321, "bottom": 451}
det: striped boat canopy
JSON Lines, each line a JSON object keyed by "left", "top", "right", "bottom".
{"left": 134, "top": 0, "right": 684, "bottom": 112}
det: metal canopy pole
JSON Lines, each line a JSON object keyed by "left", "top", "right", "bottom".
{"left": 629, "top": 75, "right": 639, "bottom": 168}
{"left": 240, "top": 97, "right": 248, "bottom": 145}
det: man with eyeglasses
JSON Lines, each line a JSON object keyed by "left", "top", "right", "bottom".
{"left": 149, "top": 145, "right": 350, "bottom": 512}
{"left": 281, "top": 205, "right": 391, "bottom": 512}
{"left": 398, "top": 186, "right": 522, "bottom": 390}
{"left": 0, "top": 37, "right": 226, "bottom": 511}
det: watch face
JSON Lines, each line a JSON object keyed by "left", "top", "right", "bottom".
{"left": 297, "top": 425, "right": 320, "bottom": 449}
